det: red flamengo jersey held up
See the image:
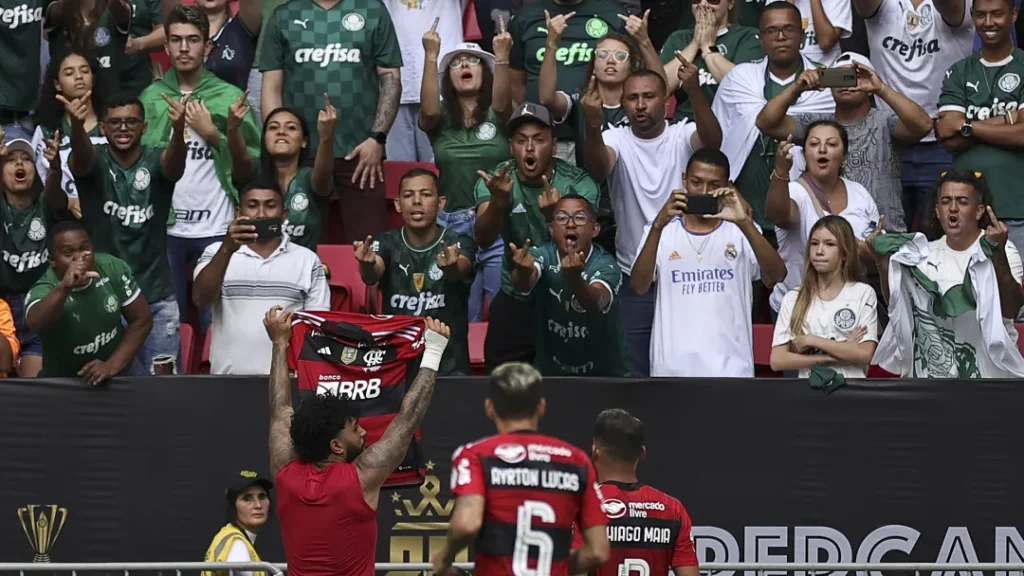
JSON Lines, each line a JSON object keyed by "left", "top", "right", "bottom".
{"left": 572, "top": 481, "right": 699, "bottom": 576}
{"left": 450, "top": 431, "right": 609, "bottom": 576}
{"left": 276, "top": 459, "right": 377, "bottom": 576}
{"left": 288, "top": 311, "right": 426, "bottom": 488}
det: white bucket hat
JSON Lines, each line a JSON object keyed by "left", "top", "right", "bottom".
{"left": 438, "top": 42, "right": 496, "bottom": 88}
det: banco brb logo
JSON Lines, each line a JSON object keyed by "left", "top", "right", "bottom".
{"left": 18, "top": 504, "right": 68, "bottom": 562}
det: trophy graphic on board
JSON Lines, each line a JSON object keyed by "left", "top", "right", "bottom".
{"left": 18, "top": 504, "right": 68, "bottom": 562}
{"left": 387, "top": 461, "right": 467, "bottom": 576}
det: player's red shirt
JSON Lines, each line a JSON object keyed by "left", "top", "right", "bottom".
{"left": 451, "top": 431, "right": 609, "bottom": 576}
{"left": 276, "top": 460, "right": 377, "bottom": 576}
{"left": 572, "top": 481, "right": 698, "bottom": 576}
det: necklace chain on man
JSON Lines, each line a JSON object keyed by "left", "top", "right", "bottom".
{"left": 684, "top": 225, "right": 713, "bottom": 262}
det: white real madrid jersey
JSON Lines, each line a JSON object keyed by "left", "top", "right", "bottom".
{"left": 637, "top": 218, "right": 761, "bottom": 378}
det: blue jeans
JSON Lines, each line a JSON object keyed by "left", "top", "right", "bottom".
{"left": 133, "top": 296, "right": 181, "bottom": 374}
{"left": 2, "top": 117, "right": 34, "bottom": 142}
{"left": 619, "top": 272, "right": 656, "bottom": 377}
{"left": 386, "top": 104, "right": 433, "bottom": 162}
{"left": 901, "top": 141, "right": 953, "bottom": 231}
{"left": 167, "top": 235, "right": 223, "bottom": 331}
{"left": 4, "top": 293, "right": 41, "bottom": 356}
{"left": 439, "top": 209, "right": 502, "bottom": 322}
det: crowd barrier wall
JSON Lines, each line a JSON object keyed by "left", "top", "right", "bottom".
{"left": 1, "top": 377, "right": 1022, "bottom": 575}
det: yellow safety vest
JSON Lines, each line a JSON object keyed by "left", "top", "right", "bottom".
{"left": 202, "top": 524, "right": 265, "bottom": 576}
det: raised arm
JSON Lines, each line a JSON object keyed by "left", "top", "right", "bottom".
{"left": 765, "top": 137, "right": 801, "bottom": 229}
{"left": 60, "top": 91, "right": 97, "bottom": 178}
{"left": 418, "top": 19, "right": 443, "bottom": 133}
{"left": 264, "top": 306, "right": 297, "bottom": 476}
{"left": 861, "top": 65, "right": 931, "bottom": 142}
{"left": 261, "top": 71, "right": 284, "bottom": 122}
{"left": 631, "top": 191, "right": 686, "bottom": 295}
{"left": 40, "top": 131, "right": 69, "bottom": 214}
{"left": 679, "top": 56, "right": 721, "bottom": 149}
{"left": 713, "top": 186, "right": 787, "bottom": 285}
{"left": 25, "top": 253, "right": 99, "bottom": 333}
{"left": 436, "top": 241, "right": 473, "bottom": 281}
{"left": 161, "top": 94, "right": 189, "bottom": 183}
{"left": 312, "top": 95, "right": 337, "bottom": 196}
{"left": 580, "top": 78, "right": 617, "bottom": 180}
{"left": 356, "top": 319, "right": 450, "bottom": 506}
{"left": 539, "top": 11, "right": 575, "bottom": 120}
{"left": 192, "top": 221, "right": 257, "bottom": 307}
{"left": 620, "top": 11, "right": 665, "bottom": 83}
{"left": 756, "top": 71, "right": 821, "bottom": 140}
{"left": 986, "top": 208, "right": 1024, "bottom": 319}
{"left": 474, "top": 164, "right": 513, "bottom": 247}
{"left": 353, "top": 235, "right": 386, "bottom": 285}
{"left": 491, "top": 20, "right": 513, "bottom": 123}
{"left": 509, "top": 241, "right": 538, "bottom": 293}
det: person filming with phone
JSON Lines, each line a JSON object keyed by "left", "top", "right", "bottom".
{"left": 630, "top": 148, "right": 786, "bottom": 378}
{"left": 192, "top": 177, "right": 329, "bottom": 375}
{"left": 755, "top": 52, "right": 932, "bottom": 233}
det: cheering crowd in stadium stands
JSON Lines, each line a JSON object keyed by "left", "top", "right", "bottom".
{"left": 1, "top": 0, "right": 1024, "bottom": 382}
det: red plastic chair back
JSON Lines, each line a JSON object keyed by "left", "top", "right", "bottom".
{"left": 179, "top": 323, "right": 196, "bottom": 374}
{"left": 317, "top": 245, "right": 371, "bottom": 313}
{"left": 469, "top": 321, "right": 488, "bottom": 375}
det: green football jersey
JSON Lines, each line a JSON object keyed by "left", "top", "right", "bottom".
{"left": 509, "top": 0, "right": 626, "bottom": 139}
{"left": 0, "top": 193, "right": 54, "bottom": 294}
{"left": 660, "top": 26, "right": 764, "bottom": 120}
{"left": 119, "top": 0, "right": 162, "bottom": 97}
{"left": 735, "top": 68, "right": 797, "bottom": 230}
{"left": 474, "top": 157, "right": 602, "bottom": 297}
{"left": 253, "top": 0, "right": 288, "bottom": 69}
{"left": 259, "top": 0, "right": 403, "bottom": 157}
{"left": 0, "top": 0, "right": 51, "bottom": 112}
{"left": 48, "top": 9, "right": 129, "bottom": 94}
{"left": 527, "top": 242, "right": 629, "bottom": 377}
{"left": 371, "top": 226, "right": 477, "bottom": 376}
{"left": 283, "top": 166, "right": 326, "bottom": 249}
{"left": 938, "top": 49, "right": 1024, "bottom": 219}
{"left": 427, "top": 107, "right": 512, "bottom": 213}
{"left": 77, "top": 144, "right": 174, "bottom": 302}
{"left": 26, "top": 252, "right": 139, "bottom": 377}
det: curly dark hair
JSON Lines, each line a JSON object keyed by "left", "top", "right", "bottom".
{"left": 289, "top": 394, "right": 357, "bottom": 463}
{"left": 441, "top": 55, "right": 495, "bottom": 131}
{"left": 922, "top": 169, "right": 994, "bottom": 241}
{"left": 35, "top": 50, "right": 108, "bottom": 133}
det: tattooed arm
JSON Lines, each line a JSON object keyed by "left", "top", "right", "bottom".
{"left": 357, "top": 318, "right": 450, "bottom": 509}
{"left": 373, "top": 67, "right": 401, "bottom": 134}
{"left": 264, "top": 306, "right": 297, "bottom": 476}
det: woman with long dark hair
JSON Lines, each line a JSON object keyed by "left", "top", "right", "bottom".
{"left": 419, "top": 20, "right": 513, "bottom": 322}
{"left": 45, "top": 0, "right": 131, "bottom": 94}
{"left": 767, "top": 120, "right": 882, "bottom": 316}
{"left": 233, "top": 101, "right": 335, "bottom": 249}
{"left": 770, "top": 215, "right": 878, "bottom": 377}
{"left": 202, "top": 471, "right": 272, "bottom": 576}
{"left": 32, "top": 50, "right": 107, "bottom": 220}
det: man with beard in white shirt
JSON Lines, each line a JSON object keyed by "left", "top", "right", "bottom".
{"left": 630, "top": 148, "right": 787, "bottom": 377}
{"left": 855, "top": 0, "right": 974, "bottom": 230}
{"left": 581, "top": 67, "right": 721, "bottom": 376}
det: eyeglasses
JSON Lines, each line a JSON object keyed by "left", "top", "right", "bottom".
{"left": 103, "top": 117, "right": 143, "bottom": 129}
{"left": 691, "top": 0, "right": 723, "bottom": 5}
{"left": 941, "top": 171, "right": 984, "bottom": 178}
{"left": 595, "top": 48, "right": 630, "bottom": 63}
{"left": 763, "top": 25, "right": 802, "bottom": 38}
{"left": 449, "top": 56, "right": 481, "bottom": 68}
{"left": 553, "top": 211, "right": 591, "bottom": 226}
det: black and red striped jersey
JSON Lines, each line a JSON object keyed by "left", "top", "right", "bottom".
{"left": 572, "top": 481, "right": 698, "bottom": 576}
{"left": 288, "top": 311, "right": 426, "bottom": 488}
{"left": 451, "top": 431, "right": 609, "bottom": 576}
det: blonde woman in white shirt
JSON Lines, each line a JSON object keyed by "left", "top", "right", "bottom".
{"left": 771, "top": 215, "right": 879, "bottom": 377}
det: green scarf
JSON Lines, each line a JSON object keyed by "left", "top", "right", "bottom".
{"left": 139, "top": 68, "right": 261, "bottom": 225}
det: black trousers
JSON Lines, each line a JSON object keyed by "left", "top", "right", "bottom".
{"left": 483, "top": 290, "right": 536, "bottom": 373}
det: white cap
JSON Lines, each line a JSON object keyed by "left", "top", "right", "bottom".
{"left": 438, "top": 42, "right": 496, "bottom": 87}
{"left": 831, "top": 51, "right": 874, "bottom": 71}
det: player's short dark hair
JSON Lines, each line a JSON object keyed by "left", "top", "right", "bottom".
{"left": 760, "top": 1, "right": 802, "bottom": 25}
{"left": 488, "top": 362, "right": 543, "bottom": 420}
{"left": 399, "top": 168, "right": 442, "bottom": 196}
{"left": 555, "top": 193, "right": 597, "bottom": 217}
{"left": 103, "top": 94, "right": 145, "bottom": 119}
{"left": 239, "top": 176, "right": 283, "bottom": 202}
{"left": 805, "top": 119, "right": 849, "bottom": 155}
{"left": 923, "top": 169, "right": 995, "bottom": 240}
{"left": 289, "top": 394, "right": 357, "bottom": 463}
{"left": 47, "top": 218, "right": 89, "bottom": 253}
{"left": 625, "top": 69, "right": 667, "bottom": 96}
{"left": 165, "top": 4, "right": 210, "bottom": 41}
{"left": 685, "top": 147, "right": 731, "bottom": 177}
{"left": 593, "top": 409, "right": 645, "bottom": 462}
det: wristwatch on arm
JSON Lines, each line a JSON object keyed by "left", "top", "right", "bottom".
{"left": 960, "top": 118, "right": 974, "bottom": 138}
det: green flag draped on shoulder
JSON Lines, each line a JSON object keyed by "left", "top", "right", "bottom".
{"left": 139, "top": 68, "right": 261, "bottom": 225}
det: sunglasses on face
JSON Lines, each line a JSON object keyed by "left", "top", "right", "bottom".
{"left": 449, "top": 56, "right": 481, "bottom": 68}
{"left": 595, "top": 48, "right": 630, "bottom": 63}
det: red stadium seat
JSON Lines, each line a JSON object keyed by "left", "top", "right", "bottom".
{"left": 179, "top": 323, "right": 196, "bottom": 375}
{"left": 1017, "top": 324, "right": 1024, "bottom": 356}
{"left": 469, "top": 321, "right": 487, "bottom": 375}
{"left": 752, "top": 323, "right": 781, "bottom": 377}
{"left": 384, "top": 161, "right": 439, "bottom": 230}
{"left": 199, "top": 329, "right": 212, "bottom": 374}
{"left": 317, "top": 244, "right": 372, "bottom": 313}
{"left": 464, "top": 0, "right": 482, "bottom": 41}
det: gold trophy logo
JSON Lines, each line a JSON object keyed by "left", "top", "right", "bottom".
{"left": 18, "top": 505, "right": 68, "bottom": 562}
{"left": 387, "top": 461, "right": 467, "bottom": 576}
